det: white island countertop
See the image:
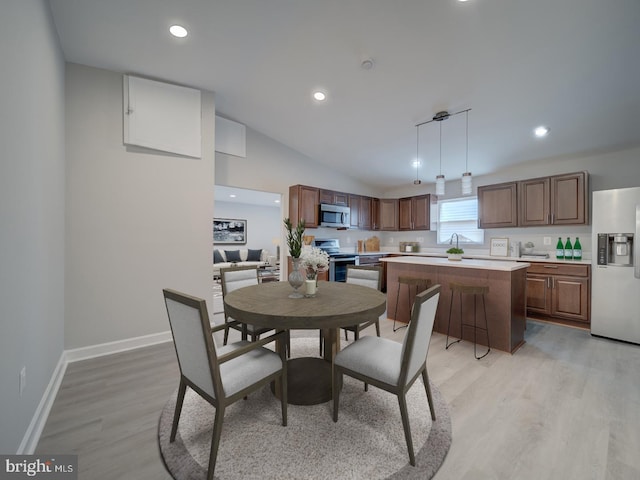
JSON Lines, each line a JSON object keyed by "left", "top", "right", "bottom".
{"left": 381, "top": 255, "right": 530, "bottom": 272}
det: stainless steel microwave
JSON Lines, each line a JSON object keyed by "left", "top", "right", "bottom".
{"left": 320, "top": 203, "right": 350, "bottom": 228}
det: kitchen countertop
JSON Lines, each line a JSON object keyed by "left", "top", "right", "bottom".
{"left": 353, "top": 250, "right": 591, "bottom": 265}
{"left": 381, "top": 255, "right": 530, "bottom": 272}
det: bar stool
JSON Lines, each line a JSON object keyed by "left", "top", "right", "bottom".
{"left": 393, "top": 276, "right": 432, "bottom": 331}
{"left": 446, "top": 282, "right": 490, "bottom": 359}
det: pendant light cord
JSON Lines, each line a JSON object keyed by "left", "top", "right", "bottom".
{"left": 465, "top": 110, "right": 469, "bottom": 172}
{"left": 439, "top": 121, "right": 443, "bottom": 176}
{"left": 416, "top": 125, "right": 420, "bottom": 182}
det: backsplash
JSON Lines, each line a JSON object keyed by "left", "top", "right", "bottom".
{"left": 304, "top": 226, "right": 592, "bottom": 259}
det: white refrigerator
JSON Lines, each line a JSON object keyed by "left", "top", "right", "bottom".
{"left": 591, "top": 187, "right": 640, "bottom": 344}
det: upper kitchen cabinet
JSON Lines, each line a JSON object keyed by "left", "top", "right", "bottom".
{"left": 319, "top": 189, "right": 348, "bottom": 206}
{"left": 349, "top": 194, "right": 360, "bottom": 228}
{"left": 359, "top": 196, "right": 373, "bottom": 230}
{"left": 477, "top": 182, "right": 518, "bottom": 228}
{"left": 346, "top": 194, "right": 373, "bottom": 229}
{"left": 519, "top": 172, "right": 588, "bottom": 226}
{"left": 551, "top": 172, "right": 588, "bottom": 225}
{"left": 289, "top": 185, "right": 319, "bottom": 227}
{"left": 479, "top": 171, "right": 589, "bottom": 228}
{"left": 377, "top": 198, "right": 399, "bottom": 231}
{"left": 399, "top": 194, "right": 436, "bottom": 230}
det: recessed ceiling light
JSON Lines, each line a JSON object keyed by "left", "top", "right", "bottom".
{"left": 229, "top": 194, "right": 236, "bottom": 198}
{"left": 313, "top": 91, "right": 326, "bottom": 102}
{"left": 534, "top": 126, "right": 550, "bottom": 137}
{"left": 169, "top": 25, "right": 188, "bottom": 38}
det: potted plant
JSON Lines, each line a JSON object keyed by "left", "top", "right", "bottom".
{"left": 284, "top": 218, "right": 306, "bottom": 297}
{"left": 446, "top": 247, "right": 464, "bottom": 261}
{"left": 522, "top": 241, "right": 534, "bottom": 254}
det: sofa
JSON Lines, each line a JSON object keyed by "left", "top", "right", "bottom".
{"left": 213, "top": 248, "right": 272, "bottom": 278}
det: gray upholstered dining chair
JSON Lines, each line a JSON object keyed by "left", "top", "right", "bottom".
{"left": 319, "top": 265, "right": 384, "bottom": 355}
{"left": 332, "top": 284, "right": 441, "bottom": 467}
{"left": 163, "top": 288, "right": 288, "bottom": 480}
{"left": 343, "top": 265, "right": 383, "bottom": 339}
{"left": 220, "top": 265, "right": 273, "bottom": 344}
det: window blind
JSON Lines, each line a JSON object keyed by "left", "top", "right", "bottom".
{"left": 437, "top": 197, "right": 484, "bottom": 244}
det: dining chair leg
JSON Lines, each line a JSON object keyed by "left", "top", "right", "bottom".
{"left": 208, "top": 405, "right": 225, "bottom": 480}
{"left": 170, "top": 378, "right": 187, "bottom": 442}
{"left": 422, "top": 369, "right": 436, "bottom": 421}
{"left": 223, "top": 324, "right": 230, "bottom": 345}
{"left": 375, "top": 319, "right": 381, "bottom": 337}
{"left": 354, "top": 327, "right": 360, "bottom": 341}
{"left": 398, "top": 393, "right": 416, "bottom": 466}
{"left": 279, "top": 340, "right": 288, "bottom": 426}
{"left": 344, "top": 329, "right": 349, "bottom": 341}
{"left": 332, "top": 369, "right": 341, "bottom": 422}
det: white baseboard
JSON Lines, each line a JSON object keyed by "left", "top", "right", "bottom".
{"left": 64, "top": 330, "right": 173, "bottom": 363}
{"left": 18, "top": 330, "right": 173, "bottom": 453}
{"left": 17, "top": 352, "right": 67, "bottom": 454}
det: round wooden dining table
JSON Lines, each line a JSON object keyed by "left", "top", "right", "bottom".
{"left": 223, "top": 280, "right": 387, "bottom": 405}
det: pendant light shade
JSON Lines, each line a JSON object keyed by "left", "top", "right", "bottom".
{"left": 461, "top": 172, "right": 472, "bottom": 195}
{"left": 436, "top": 175, "right": 445, "bottom": 195}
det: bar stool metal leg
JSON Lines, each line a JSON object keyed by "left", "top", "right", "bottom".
{"left": 473, "top": 292, "right": 490, "bottom": 359}
{"left": 445, "top": 283, "right": 490, "bottom": 359}
{"left": 393, "top": 282, "right": 408, "bottom": 332}
{"left": 446, "top": 289, "right": 462, "bottom": 349}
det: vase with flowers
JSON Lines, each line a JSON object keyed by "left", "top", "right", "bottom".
{"left": 284, "top": 218, "right": 306, "bottom": 298}
{"left": 301, "top": 247, "right": 330, "bottom": 296}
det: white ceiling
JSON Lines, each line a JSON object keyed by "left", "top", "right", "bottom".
{"left": 215, "top": 185, "right": 281, "bottom": 207}
{"left": 48, "top": 0, "right": 640, "bottom": 190}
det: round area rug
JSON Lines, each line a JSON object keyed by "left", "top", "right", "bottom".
{"left": 158, "top": 338, "right": 451, "bottom": 480}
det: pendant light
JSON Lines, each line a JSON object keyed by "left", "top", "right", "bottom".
{"left": 413, "top": 124, "right": 422, "bottom": 185}
{"left": 435, "top": 116, "right": 446, "bottom": 195}
{"left": 415, "top": 108, "right": 472, "bottom": 193}
{"left": 461, "top": 109, "right": 472, "bottom": 195}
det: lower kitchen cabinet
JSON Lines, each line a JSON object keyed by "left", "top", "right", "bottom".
{"left": 525, "top": 262, "right": 590, "bottom": 326}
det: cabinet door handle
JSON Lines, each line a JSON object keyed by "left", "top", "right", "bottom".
{"left": 543, "top": 265, "right": 558, "bottom": 269}
{"left": 547, "top": 277, "right": 551, "bottom": 288}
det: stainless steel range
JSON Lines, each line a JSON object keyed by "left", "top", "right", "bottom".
{"left": 313, "top": 238, "right": 359, "bottom": 282}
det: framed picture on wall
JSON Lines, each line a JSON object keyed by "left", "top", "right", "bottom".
{"left": 213, "top": 218, "right": 247, "bottom": 244}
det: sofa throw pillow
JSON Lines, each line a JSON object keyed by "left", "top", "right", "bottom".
{"left": 247, "top": 249, "right": 262, "bottom": 262}
{"left": 224, "top": 250, "right": 242, "bottom": 262}
{"left": 213, "top": 249, "right": 224, "bottom": 264}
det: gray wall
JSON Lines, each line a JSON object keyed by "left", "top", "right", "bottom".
{"left": 64, "top": 63, "right": 215, "bottom": 349}
{"left": 215, "top": 126, "right": 379, "bottom": 214}
{"left": 214, "top": 201, "right": 281, "bottom": 255}
{"left": 0, "top": 0, "right": 66, "bottom": 453}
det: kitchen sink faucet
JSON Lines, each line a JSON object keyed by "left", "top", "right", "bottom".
{"left": 449, "top": 233, "right": 460, "bottom": 250}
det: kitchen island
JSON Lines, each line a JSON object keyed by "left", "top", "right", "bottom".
{"left": 383, "top": 256, "right": 530, "bottom": 354}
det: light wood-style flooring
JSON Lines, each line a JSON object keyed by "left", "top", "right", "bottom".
{"left": 37, "top": 307, "right": 640, "bottom": 479}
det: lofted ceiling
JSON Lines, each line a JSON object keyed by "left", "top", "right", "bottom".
{"left": 48, "top": 0, "right": 640, "bottom": 190}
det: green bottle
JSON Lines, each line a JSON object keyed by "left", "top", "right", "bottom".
{"left": 564, "top": 237, "right": 573, "bottom": 260}
{"left": 556, "top": 237, "right": 564, "bottom": 259}
{"left": 573, "top": 237, "right": 582, "bottom": 260}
